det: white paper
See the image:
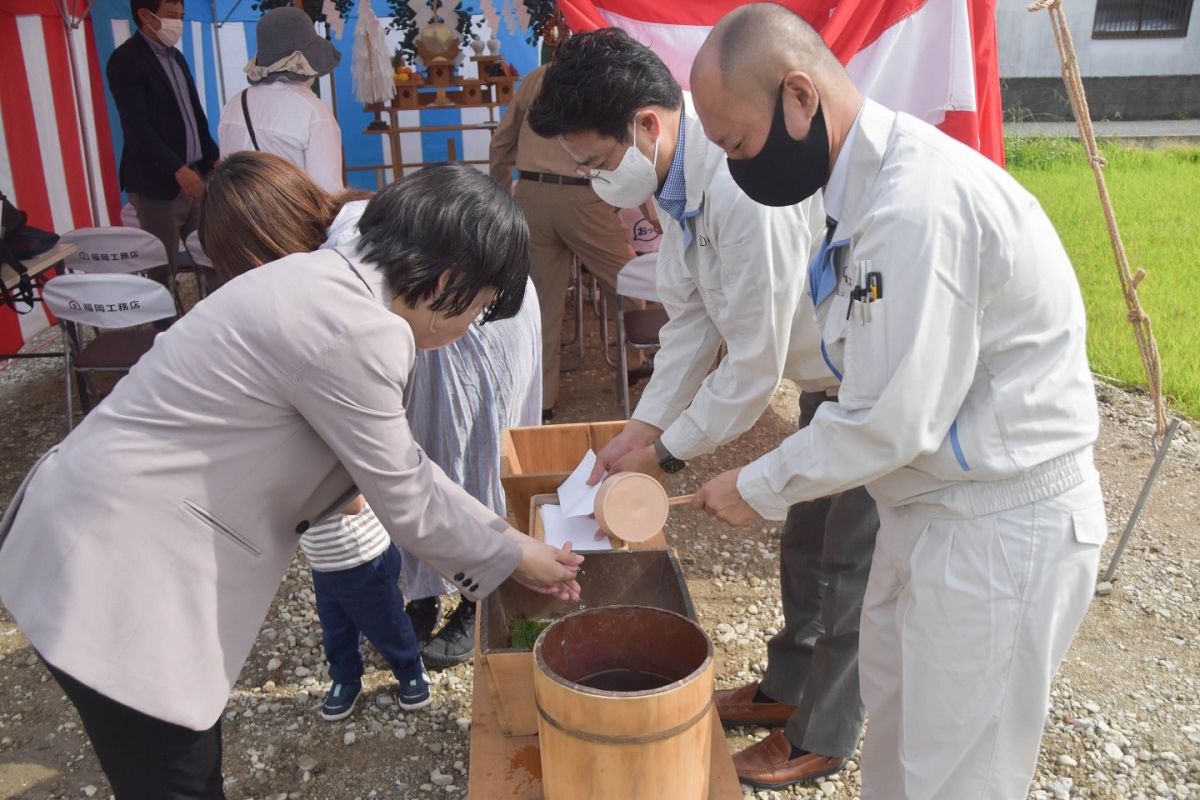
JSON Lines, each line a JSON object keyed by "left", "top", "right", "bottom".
{"left": 539, "top": 503, "right": 612, "bottom": 552}
{"left": 556, "top": 449, "right": 604, "bottom": 519}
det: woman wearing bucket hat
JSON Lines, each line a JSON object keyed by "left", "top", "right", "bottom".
{"left": 218, "top": 6, "right": 345, "bottom": 192}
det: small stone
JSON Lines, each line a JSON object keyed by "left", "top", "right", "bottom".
{"left": 432, "top": 769, "right": 453, "bottom": 786}
{"left": 1058, "top": 754, "right": 1078, "bottom": 767}
{"left": 82, "top": 787, "right": 97, "bottom": 798}
{"left": 819, "top": 781, "right": 837, "bottom": 796}
{"left": 456, "top": 718, "right": 471, "bottom": 734}
{"left": 297, "top": 755, "right": 318, "bottom": 772}
{"left": 294, "top": 666, "right": 311, "bottom": 677}
{"left": 430, "top": 742, "right": 443, "bottom": 754}
{"left": 1104, "top": 742, "right": 1124, "bottom": 760}
{"left": 266, "top": 657, "right": 282, "bottom": 672}
{"left": 343, "top": 731, "right": 356, "bottom": 746}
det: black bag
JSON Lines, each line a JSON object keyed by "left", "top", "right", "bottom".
{"left": 1, "top": 191, "right": 59, "bottom": 313}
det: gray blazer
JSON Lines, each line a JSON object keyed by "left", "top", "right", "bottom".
{"left": 0, "top": 247, "right": 522, "bottom": 730}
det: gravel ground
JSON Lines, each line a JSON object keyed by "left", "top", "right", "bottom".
{"left": 0, "top": 305, "right": 1197, "bottom": 800}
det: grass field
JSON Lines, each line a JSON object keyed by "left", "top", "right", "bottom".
{"left": 1006, "top": 136, "right": 1200, "bottom": 420}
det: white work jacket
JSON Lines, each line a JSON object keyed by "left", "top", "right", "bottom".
{"left": 218, "top": 81, "right": 344, "bottom": 193}
{"left": 738, "top": 100, "right": 1100, "bottom": 519}
{"left": 633, "top": 94, "right": 832, "bottom": 462}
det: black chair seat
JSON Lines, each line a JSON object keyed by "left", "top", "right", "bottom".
{"left": 76, "top": 329, "right": 159, "bottom": 369}
{"left": 624, "top": 308, "right": 669, "bottom": 346}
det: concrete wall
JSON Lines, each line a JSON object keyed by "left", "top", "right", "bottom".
{"left": 997, "top": 2, "right": 1200, "bottom": 78}
{"left": 997, "top": 2, "right": 1200, "bottom": 120}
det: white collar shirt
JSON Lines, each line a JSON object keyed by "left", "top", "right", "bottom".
{"left": 218, "top": 81, "right": 344, "bottom": 193}
{"left": 631, "top": 93, "right": 831, "bottom": 462}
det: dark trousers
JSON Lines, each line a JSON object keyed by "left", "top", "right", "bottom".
{"left": 759, "top": 391, "right": 881, "bottom": 758}
{"left": 311, "top": 543, "right": 423, "bottom": 685}
{"left": 43, "top": 659, "right": 225, "bottom": 799}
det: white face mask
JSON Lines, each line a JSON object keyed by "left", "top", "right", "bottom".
{"left": 590, "top": 115, "right": 660, "bottom": 209}
{"left": 151, "top": 13, "right": 183, "bottom": 47}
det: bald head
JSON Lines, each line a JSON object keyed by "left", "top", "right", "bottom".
{"left": 695, "top": 3, "right": 847, "bottom": 110}
{"left": 690, "top": 2, "right": 862, "bottom": 164}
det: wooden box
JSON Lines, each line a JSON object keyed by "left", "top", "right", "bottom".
{"left": 492, "top": 77, "right": 515, "bottom": 104}
{"left": 393, "top": 80, "right": 422, "bottom": 108}
{"left": 478, "top": 549, "right": 693, "bottom": 736}
{"left": 529, "top": 493, "right": 667, "bottom": 551}
{"left": 500, "top": 421, "right": 626, "bottom": 532}
{"left": 426, "top": 61, "right": 454, "bottom": 85}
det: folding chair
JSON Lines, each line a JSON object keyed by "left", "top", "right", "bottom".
{"left": 41, "top": 273, "right": 176, "bottom": 430}
{"left": 605, "top": 253, "right": 668, "bottom": 418}
{"left": 57, "top": 226, "right": 185, "bottom": 312}
{"left": 183, "top": 230, "right": 219, "bottom": 300}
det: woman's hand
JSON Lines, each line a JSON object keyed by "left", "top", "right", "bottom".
{"left": 508, "top": 531, "right": 584, "bottom": 601}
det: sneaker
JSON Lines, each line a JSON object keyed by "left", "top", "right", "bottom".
{"left": 399, "top": 666, "right": 432, "bottom": 711}
{"left": 421, "top": 599, "right": 476, "bottom": 670}
{"left": 320, "top": 680, "right": 362, "bottom": 721}
{"left": 405, "top": 596, "right": 443, "bottom": 648}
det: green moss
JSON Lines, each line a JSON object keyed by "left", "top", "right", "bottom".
{"left": 510, "top": 618, "right": 553, "bottom": 650}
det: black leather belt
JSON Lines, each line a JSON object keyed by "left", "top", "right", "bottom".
{"left": 518, "top": 170, "right": 590, "bottom": 186}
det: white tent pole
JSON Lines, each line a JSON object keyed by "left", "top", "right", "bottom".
{"left": 211, "top": 0, "right": 227, "bottom": 107}
{"left": 55, "top": 0, "right": 105, "bottom": 225}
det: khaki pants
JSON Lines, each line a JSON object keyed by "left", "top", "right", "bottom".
{"left": 514, "top": 181, "right": 639, "bottom": 410}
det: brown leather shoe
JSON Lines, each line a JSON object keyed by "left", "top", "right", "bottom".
{"left": 733, "top": 730, "right": 846, "bottom": 788}
{"left": 714, "top": 681, "right": 796, "bottom": 727}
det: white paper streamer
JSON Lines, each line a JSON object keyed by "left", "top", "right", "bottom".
{"left": 480, "top": 0, "right": 501, "bottom": 37}
{"left": 321, "top": 0, "right": 344, "bottom": 39}
{"left": 352, "top": 0, "right": 396, "bottom": 104}
{"left": 512, "top": 0, "right": 530, "bottom": 33}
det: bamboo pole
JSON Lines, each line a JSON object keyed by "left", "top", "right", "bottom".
{"left": 1027, "top": 0, "right": 1168, "bottom": 439}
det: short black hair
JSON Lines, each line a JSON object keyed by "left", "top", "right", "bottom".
{"left": 357, "top": 162, "right": 529, "bottom": 323}
{"left": 131, "top": 0, "right": 177, "bottom": 27}
{"left": 528, "top": 28, "right": 683, "bottom": 143}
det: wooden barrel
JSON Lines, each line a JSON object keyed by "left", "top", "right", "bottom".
{"left": 533, "top": 606, "right": 714, "bottom": 799}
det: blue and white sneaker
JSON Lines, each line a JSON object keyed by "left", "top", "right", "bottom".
{"left": 399, "top": 666, "right": 432, "bottom": 711}
{"left": 320, "top": 679, "right": 362, "bottom": 721}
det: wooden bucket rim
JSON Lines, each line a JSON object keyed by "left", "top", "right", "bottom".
{"left": 533, "top": 605, "right": 713, "bottom": 699}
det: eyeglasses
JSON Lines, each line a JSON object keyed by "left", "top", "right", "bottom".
{"left": 571, "top": 137, "right": 623, "bottom": 179}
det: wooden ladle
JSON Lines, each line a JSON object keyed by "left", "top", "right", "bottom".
{"left": 593, "top": 472, "right": 695, "bottom": 543}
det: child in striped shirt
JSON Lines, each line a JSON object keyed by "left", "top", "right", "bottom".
{"left": 301, "top": 496, "right": 429, "bottom": 721}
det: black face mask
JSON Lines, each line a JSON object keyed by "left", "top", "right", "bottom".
{"left": 727, "top": 87, "right": 830, "bottom": 207}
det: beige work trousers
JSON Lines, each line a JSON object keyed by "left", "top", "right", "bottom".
{"left": 513, "top": 181, "right": 638, "bottom": 410}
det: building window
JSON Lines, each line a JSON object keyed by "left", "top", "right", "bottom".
{"left": 1093, "top": 0, "right": 1193, "bottom": 38}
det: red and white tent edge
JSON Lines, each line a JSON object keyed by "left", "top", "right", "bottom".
{"left": 1, "top": 0, "right": 120, "bottom": 354}
{"left": 557, "top": 0, "right": 1004, "bottom": 166}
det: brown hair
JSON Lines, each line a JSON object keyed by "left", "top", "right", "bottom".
{"left": 198, "top": 151, "right": 371, "bottom": 283}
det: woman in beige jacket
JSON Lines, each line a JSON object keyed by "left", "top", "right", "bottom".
{"left": 0, "top": 162, "right": 580, "bottom": 798}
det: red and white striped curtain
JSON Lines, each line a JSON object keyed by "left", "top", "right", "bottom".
{"left": 1, "top": 0, "right": 121, "bottom": 352}
{"left": 557, "top": 0, "right": 1004, "bottom": 166}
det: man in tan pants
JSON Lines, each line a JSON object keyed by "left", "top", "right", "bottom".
{"left": 490, "top": 65, "right": 641, "bottom": 419}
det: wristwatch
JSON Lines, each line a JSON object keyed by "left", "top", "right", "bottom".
{"left": 653, "top": 437, "right": 687, "bottom": 474}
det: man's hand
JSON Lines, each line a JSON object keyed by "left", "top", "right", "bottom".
{"left": 692, "top": 467, "right": 764, "bottom": 527}
{"left": 509, "top": 532, "right": 583, "bottom": 601}
{"left": 175, "top": 165, "right": 205, "bottom": 198}
{"left": 589, "top": 419, "right": 662, "bottom": 484}
{"left": 608, "top": 443, "right": 663, "bottom": 479}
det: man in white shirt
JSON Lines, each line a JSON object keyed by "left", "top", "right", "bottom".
{"left": 690, "top": 5, "right": 1108, "bottom": 798}
{"left": 528, "top": 29, "right": 879, "bottom": 787}
{"left": 218, "top": 7, "right": 344, "bottom": 193}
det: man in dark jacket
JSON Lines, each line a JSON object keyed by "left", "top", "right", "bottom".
{"left": 106, "top": 0, "right": 218, "bottom": 277}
